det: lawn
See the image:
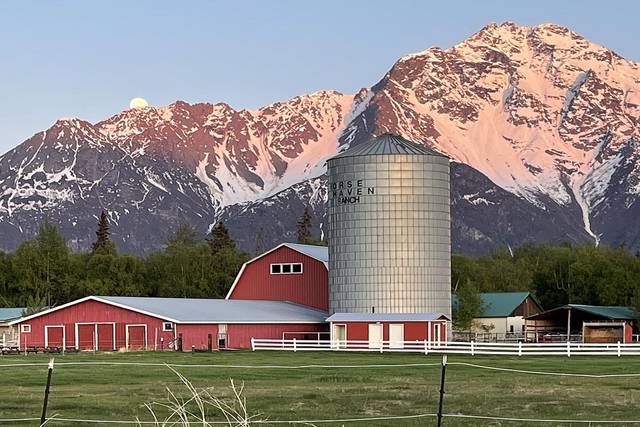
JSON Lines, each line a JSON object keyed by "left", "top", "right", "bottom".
{"left": 1, "top": 351, "right": 640, "bottom": 426}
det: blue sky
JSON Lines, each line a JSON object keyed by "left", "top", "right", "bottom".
{"left": 1, "top": 0, "right": 638, "bottom": 154}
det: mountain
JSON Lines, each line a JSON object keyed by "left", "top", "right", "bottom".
{"left": 1, "top": 22, "right": 639, "bottom": 255}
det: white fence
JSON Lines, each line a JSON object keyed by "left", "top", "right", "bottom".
{"left": 251, "top": 338, "right": 640, "bottom": 357}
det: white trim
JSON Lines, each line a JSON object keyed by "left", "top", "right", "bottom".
{"left": 20, "top": 324, "right": 31, "bottom": 333}
{"left": 9, "top": 295, "right": 327, "bottom": 327}
{"left": 162, "top": 321, "right": 174, "bottom": 331}
{"left": 125, "top": 324, "right": 148, "bottom": 350}
{"left": 270, "top": 262, "right": 304, "bottom": 275}
{"left": 9, "top": 296, "right": 179, "bottom": 325}
{"left": 44, "top": 325, "right": 66, "bottom": 351}
{"left": 225, "top": 243, "right": 328, "bottom": 299}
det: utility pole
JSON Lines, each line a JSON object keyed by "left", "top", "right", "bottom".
{"left": 437, "top": 354, "right": 447, "bottom": 427}
{"left": 40, "top": 358, "right": 55, "bottom": 426}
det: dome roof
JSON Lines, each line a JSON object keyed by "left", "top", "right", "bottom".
{"left": 331, "top": 133, "right": 447, "bottom": 159}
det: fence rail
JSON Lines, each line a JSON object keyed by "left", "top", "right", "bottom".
{"left": 251, "top": 338, "right": 640, "bottom": 357}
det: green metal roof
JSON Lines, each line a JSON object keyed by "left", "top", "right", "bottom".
{"left": 567, "top": 304, "right": 636, "bottom": 320}
{"left": 0, "top": 308, "right": 25, "bottom": 322}
{"left": 452, "top": 292, "right": 534, "bottom": 318}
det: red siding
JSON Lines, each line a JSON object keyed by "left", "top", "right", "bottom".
{"left": 17, "top": 299, "right": 175, "bottom": 351}
{"left": 335, "top": 320, "right": 448, "bottom": 342}
{"left": 227, "top": 323, "right": 328, "bottom": 348}
{"left": 228, "top": 246, "right": 328, "bottom": 310}
{"left": 176, "top": 324, "right": 219, "bottom": 351}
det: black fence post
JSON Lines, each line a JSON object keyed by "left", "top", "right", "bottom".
{"left": 40, "top": 358, "right": 55, "bottom": 426}
{"left": 437, "top": 354, "right": 447, "bottom": 427}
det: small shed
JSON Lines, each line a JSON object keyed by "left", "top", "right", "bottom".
{"left": 0, "top": 308, "right": 25, "bottom": 347}
{"left": 453, "top": 292, "right": 543, "bottom": 337}
{"left": 326, "top": 313, "right": 449, "bottom": 349}
{"left": 525, "top": 304, "right": 636, "bottom": 343}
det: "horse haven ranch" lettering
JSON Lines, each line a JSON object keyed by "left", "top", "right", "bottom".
{"left": 330, "top": 180, "right": 375, "bottom": 204}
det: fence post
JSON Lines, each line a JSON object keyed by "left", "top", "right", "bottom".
{"left": 470, "top": 340, "right": 474, "bottom": 356}
{"left": 518, "top": 341, "right": 522, "bottom": 357}
{"left": 251, "top": 337, "right": 255, "bottom": 351}
{"left": 437, "top": 354, "right": 448, "bottom": 427}
{"left": 40, "top": 358, "right": 55, "bottom": 426}
{"left": 617, "top": 341, "right": 621, "bottom": 357}
{"left": 567, "top": 341, "right": 571, "bottom": 358}
{"left": 293, "top": 338, "right": 297, "bottom": 352}
{"left": 424, "top": 339, "right": 428, "bottom": 355}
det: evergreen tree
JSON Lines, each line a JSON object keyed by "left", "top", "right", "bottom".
{"left": 296, "top": 206, "right": 313, "bottom": 244}
{"left": 207, "top": 222, "right": 235, "bottom": 255}
{"left": 453, "top": 279, "right": 485, "bottom": 330}
{"left": 91, "top": 210, "right": 116, "bottom": 255}
{"left": 254, "top": 228, "right": 265, "bottom": 256}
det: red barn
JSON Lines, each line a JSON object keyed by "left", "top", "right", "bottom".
{"left": 326, "top": 313, "right": 449, "bottom": 349}
{"left": 226, "top": 243, "right": 329, "bottom": 311}
{"left": 11, "top": 296, "right": 327, "bottom": 351}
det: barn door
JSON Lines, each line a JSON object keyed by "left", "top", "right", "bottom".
{"left": 77, "top": 324, "right": 95, "bottom": 350}
{"left": 389, "top": 324, "right": 404, "bottom": 349}
{"left": 45, "top": 326, "right": 65, "bottom": 350}
{"left": 368, "top": 324, "right": 383, "bottom": 349}
{"left": 126, "top": 325, "right": 147, "bottom": 351}
{"left": 97, "top": 324, "right": 115, "bottom": 351}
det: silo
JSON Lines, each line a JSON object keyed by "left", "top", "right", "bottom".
{"left": 327, "top": 133, "right": 451, "bottom": 318}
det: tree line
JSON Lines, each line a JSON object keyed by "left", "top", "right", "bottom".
{"left": 0, "top": 207, "right": 324, "bottom": 311}
{"left": 452, "top": 243, "right": 640, "bottom": 328}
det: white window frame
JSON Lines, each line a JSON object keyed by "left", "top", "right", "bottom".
{"left": 21, "top": 324, "right": 31, "bottom": 333}
{"left": 270, "top": 263, "right": 304, "bottom": 275}
{"left": 162, "top": 322, "right": 174, "bottom": 332}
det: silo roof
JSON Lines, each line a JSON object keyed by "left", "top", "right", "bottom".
{"left": 331, "top": 133, "right": 447, "bottom": 159}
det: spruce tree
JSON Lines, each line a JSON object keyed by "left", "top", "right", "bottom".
{"left": 254, "top": 228, "right": 265, "bottom": 256}
{"left": 91, "top": 210, "right": 116, "bottom": 255}
{"left": 296, "top": 206, "right": 313, "bottom": 244}
{"left": 207, "top": 222, "right": 235, "bottom": 255}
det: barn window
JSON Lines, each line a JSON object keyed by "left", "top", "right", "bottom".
{"left": 270, "top": 263, "right": 303, "bottom": 275}
{"left": 21, "top": 324, "right": 31, "bottom": 333}
{"left": 163, "top": 322, "right": 174, "bottom": 331}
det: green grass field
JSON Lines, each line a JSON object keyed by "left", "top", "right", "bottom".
{"left": 2, "top": 351, "right": 640, "bottom": 426}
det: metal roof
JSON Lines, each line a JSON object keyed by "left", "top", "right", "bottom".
{"left": 326, "top": 312, "right": 450, "bottom": 322}
{"left": 99, "top": 296, "right": 328, "bottom": 323}
{"left": 330, "top": 133, "right": 447, "bottom": 159}
{"left": 452, "top": 292, "right": 536, "bottom": 318}
{"left": 527, "top": 304, "right": 637, "bottom": 321}
{"left": 0, "top": 308, "right": 25, "bottom": 322}
{"left": 282, "top": 243, "right": 328, "bottom": 263}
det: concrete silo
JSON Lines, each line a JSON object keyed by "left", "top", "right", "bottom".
{"left": 327, "top": 133, "right": 451, "bottom": 318}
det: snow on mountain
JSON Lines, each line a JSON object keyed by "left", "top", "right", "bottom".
{"left": 1, "top": 22, "right": 639, "bottom": 254}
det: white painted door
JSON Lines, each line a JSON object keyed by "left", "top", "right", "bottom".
{"left": 368, "top": 323, "right": 383, "bottom": 349}
{"left": 333, "top": 324, "right": 347, "bottom": 349}
{"left": 433, "top": 323, "right": 442, "bottom": 345}
{"left": 389, "top": 324, "right": 404, "bottom": 349}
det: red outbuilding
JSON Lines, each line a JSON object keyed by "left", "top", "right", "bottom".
{"left": 11, "top": 296, "right": 327, "bottom": 352}
{"left": 326, "top": 313, "right": 450, "bottom": 349}
{"left": 226, "top": 243, "right": 329, "bottom": 311}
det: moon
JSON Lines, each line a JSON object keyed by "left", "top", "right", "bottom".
{"left": 129, "top": 97, "right": 149, "bottom": 109}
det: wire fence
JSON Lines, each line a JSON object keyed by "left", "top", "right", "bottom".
{"left": 4, "top": 354, "right": 640, "bottom": 425}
